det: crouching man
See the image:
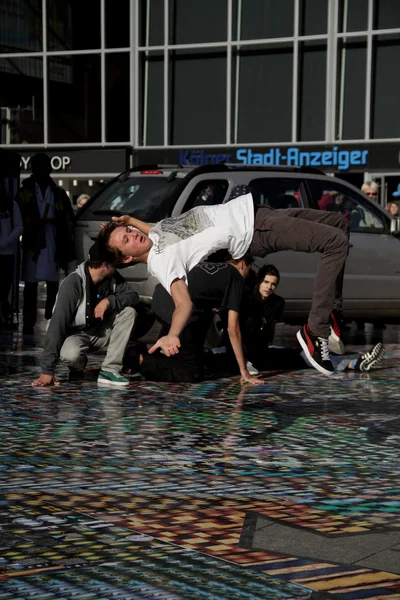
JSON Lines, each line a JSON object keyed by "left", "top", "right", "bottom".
{"left": 32, "top": 242, "right": 139, "bottom": 387}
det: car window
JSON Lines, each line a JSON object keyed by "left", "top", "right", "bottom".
{"left": 182, "top": 180, "right": 229, "bottom": 213}
{"left": 249, "top": 178, "right": 304, "bottom": 208}
{"left": 308, "top": 180, "right": 386, "bottom": 234}
{"left": 81, "top": 176, "right": 181, "bottom": 222}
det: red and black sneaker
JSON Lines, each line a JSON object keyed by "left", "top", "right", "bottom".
{"left": 296, "top": 324, "right": 334, "bottom": 376}
{"left": 328, "top": 311, "right": 345, "bottom": 355}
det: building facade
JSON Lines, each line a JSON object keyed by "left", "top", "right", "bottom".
{"left": 1, "top": 0, "right": 400, "bottom": 204}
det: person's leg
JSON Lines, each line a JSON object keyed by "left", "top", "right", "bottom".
{"left": 45, "top": 281, "right": 59, "bottom": 320}
{"left": 0, "top": 255, "right": 14, "bottom": 324}
{"left": 97, "top": 307, "right": 137, "bottom": 375}
{"left": 60, "top": 332, "right": 90, "bottom": 371}
{"left": 139, "top": 317, "right": 205, "bottom": 383}
{"left": 23, "top": 282, "right": 38, "bottom": 332}
{"left": 250, "top": 209, "right": 349, "bottom": 338}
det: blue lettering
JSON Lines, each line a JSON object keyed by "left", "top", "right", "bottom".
{"left": 338, "top": 150, "right": 350, "bottom": 170}
{"left": 310, "top": 152, "right": 321, "bottom": 166}
{"left": 179, "top": 150, "right": 190, "bottom": 165}
{"left": 299, "top": 151, "right": 311, "bottom": 166}
{"left": 236, "top": 148, "right": 248, "bottom": 164}
{"left": 350, "top": 150, "right": 361, "bottom": 165}
{"left": 321, "top": 151, "right": 333, "bottom": 166}
{"left": 274, "top": 148, "right": 281, "bottom": 165}
{"left": 286, "top": 147, "right": 299, "bottom": 166}
{"left": 361, "top": 150, "right": 368, "bottom": 164}
{"left": 253, "top": 152, "right": 263, "bottom": 165}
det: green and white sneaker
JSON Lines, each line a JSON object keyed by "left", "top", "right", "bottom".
{"left": 97, "top": 370, "right": 130, "bottom": 386}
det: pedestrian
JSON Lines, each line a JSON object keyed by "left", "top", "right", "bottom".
{"left": 15, "top": 153, "right": 75, "bottom": 335}
{"left": 124, "top": 256, "right": 261, "bottom": 384}
{"left": 76, "top": 193, "right": 90, "bottom": 211}
{"left": 98, "top": 187, "right": 349, "bottom": 376}
{"left": 0, "top": 182, "right": 23, "bottom": 329}
{"left": 361, "top": 181, "right": 379, "bottom": 201}
{"left": 31, "top": 242, "right": 139, "bottom": 387}
{"left": 387, "top": 201, "right": 399, "bottom": 217}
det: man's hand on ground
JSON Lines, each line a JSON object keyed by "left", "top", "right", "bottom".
{"left": 32, "top": 374, "right": 59, "bottom": 387}
{"left": 94, "top": 298, "right": 110, "bottom": 320}
{"left": 148, "top": 334, "right": 181, "bottom": 357}
{"left": 240, "top": 369, "right": 264, "bottom": 385}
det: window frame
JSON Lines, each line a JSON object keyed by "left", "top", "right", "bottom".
{"left": 248, "top": 176, "right": 310, "bottom": 209}
{"left": 304, "top": 177, "right": 391, "bottom": 235}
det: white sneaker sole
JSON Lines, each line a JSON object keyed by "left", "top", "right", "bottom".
{"left": 97, "top": 378, "right": 129, "bottom": 387}
{"left": 296, "top": 330, "right": 334, "bottom": 376}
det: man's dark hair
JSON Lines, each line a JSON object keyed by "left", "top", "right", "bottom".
{"left": 228, "top": 251, "right": 253, "bottom": 267}
{"left": 97, "top": 222, "right": 127, "bottom": 267}
{"left": 256, "top": 264, "right": 280, "bottom": 285}
{"left": 207, "top": 249, "right": 253, "bottom": 266}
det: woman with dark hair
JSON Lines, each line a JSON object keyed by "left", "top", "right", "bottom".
{"left": 0, "top": 181, "right": 23, "bottom": 328}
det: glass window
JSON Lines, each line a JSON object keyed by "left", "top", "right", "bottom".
{"left": 249, "top": 178, "right": 304, "bottom": 208}
{"left": 308, "top": 180, "right": 386, "bottom": 233}
{"left": 234, "top": 0, "right": 294, "bottom": 40}
{"left": 374, "top": 0, "right": 400, "bottom": 30}
{"left": 0, "top": 0, "right": 42, "bottom": 52}
{"left": 0, "top": 57, "right": 44, "bottom": 144}
{"left": 47, "top": 0, "right": 100, "bottom": 51}
{"left": 235, "top": 44, "right": 293, "bottom": 143}
{"left": 183, "top": 180, "right": 229, "bottom": 213}
{"left": 139, "top": 52, "right": 164, "bottom": 145}
{"left": 169, "top": 0, "right": 227, "bottom": 45}
{"left": 83, "top": 176, "right": 182, "bottom": 222}
{"left": 298, "top": 42, "right": 327, "bottom": 141}
{"left": 336, "top": 38, "right": 367, "bottom": 139}
{"left": 106, "top": 53, "right": 130, "bottom": 142}
{"left": 339, "top": 0, "right": 368, "bottom": 32}
{"left": 372, "top": 36, "right": 400, "bottom": 138}
{"left": 48, "top": 55, "right": 101, "bottom": 143}
{"left": 170, "top": 50, "right": 226, "bottom": 145}
{"left": 106, "top": 0, "right": 129, "bottom": 48}
{"left": 300, "top": 0, "right": 328, "bottom": 35}
{"left": 139, "top": 0, "right": 164, "bottom": 46}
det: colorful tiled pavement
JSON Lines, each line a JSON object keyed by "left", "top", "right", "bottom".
{"left": 0, "top": 320, "right": 400, "bottom": 599}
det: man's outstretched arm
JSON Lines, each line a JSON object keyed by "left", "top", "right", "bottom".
{"left": 111, "top": 215, "right": 152, "bottom": 236}
{"left": 148, "top": 278, "right": 193, "bottom": 357}
{"left": 227, "top": 309, "right": 263, "bottom": 385}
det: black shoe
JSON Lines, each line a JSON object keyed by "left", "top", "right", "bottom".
{"left": 354, "top": 343, "right": 385, "bottom": 372}
{"left": 68, "top": 368, "right": 85, "bottom": 381}
{"left": 328, "top": 311, "right": 345, "bottom": 355}
{"left": 297, "top": 324, "right": 334, "bottom": 376}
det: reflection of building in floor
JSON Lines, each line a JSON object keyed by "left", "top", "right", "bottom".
{"left": 0, "top": 321, "right": 400, "bottom": 599}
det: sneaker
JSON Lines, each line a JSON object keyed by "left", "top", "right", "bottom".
{"left": 328, "top": 312, "right": 345, "bottom": 355}
{"left": 246, "top": 361, "right": 259, "bottom": 375}
{"left": 354, "top": 343, "right": 385, "bottom": 372}
{"left": 68, "top": 368, "right": 85, "bottom": 382}
{"left": 97, "top": 370, "right": 129, "bottom": 386}
{"left": 297, "top": 324, "right": 334, "bottom": 376}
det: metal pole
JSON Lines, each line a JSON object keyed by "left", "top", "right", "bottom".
{"left": 143, "top": 0, "right": 151, "bottom": 145}
{"left": 233, "top": 0, "right": 242, "bottom": 143}
{"left": 226, "top": 0, "right": 232, "bottom": 145}
{"left": 101, "top": 0, "right": 106, "bottom": 144}
{"left": 291, "top": 0, "right": 299, "bottom": 142}
{"left": 364, "top": 0, "right": 373, "bottom": 139}
{"left": 42, "top": 0, "right": 48, "bottom": 145}
{"left": 337, "top": 0, "right": 348, "bottom": 140}
{"left": 163, "top": 0, "right": 169, "bottom": 145}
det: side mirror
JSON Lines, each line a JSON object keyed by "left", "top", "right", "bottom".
{"left": 390, "top": 217, "right": 400, "bottom": 234}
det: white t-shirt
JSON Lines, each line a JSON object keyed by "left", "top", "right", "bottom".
{"left": 147, "top": 193, "right": 254, "bottom": 293}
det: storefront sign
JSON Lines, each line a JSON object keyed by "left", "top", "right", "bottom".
{"left": 135, "top": 143, "right": 400, "bottom": 174}
{"left": 20, "top": 149, "right": 129, "bottom": 174}
{"left": 178, "top": 147, "right": 369, "bottom": 171}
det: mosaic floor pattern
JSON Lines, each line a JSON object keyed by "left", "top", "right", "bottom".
{"left": 0, "top": 318, "right": 400, "bottom": 599}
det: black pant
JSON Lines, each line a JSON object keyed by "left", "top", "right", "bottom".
{"left": 251, "top": 207, "right": 349, "bottom": 338}
{"left": 0, "top": 255, "right": 14, "bottom": 323}
{"left": 23, "top": 281, "right": 59, "bottom": 328}
{"left": 140, "top": 316, "right": 208, "bottom": 383}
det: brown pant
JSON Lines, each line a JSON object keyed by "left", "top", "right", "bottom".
{"left": 250, "top": 207, "right": 349, "bottom": 338}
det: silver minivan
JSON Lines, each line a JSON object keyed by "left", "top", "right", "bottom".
{"left": 75, "top": 164, "right": 400, "bottom": 322}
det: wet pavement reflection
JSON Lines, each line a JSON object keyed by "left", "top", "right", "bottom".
{"left": 0, "top": 313, "right": 400, "bottom": 599}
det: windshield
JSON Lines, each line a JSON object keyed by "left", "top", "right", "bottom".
{"left": 80, "top": 176, "right": 182, "bottom": 221}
